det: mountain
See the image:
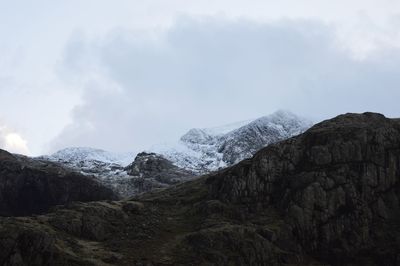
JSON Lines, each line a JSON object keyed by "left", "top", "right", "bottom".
{"left": 0, "top": 149, "right": 117, "bottom": 216}
{"left": 151, "top": 110, "right": 312, "bottom": 173}
{"left": 39, "top": 111, "right": 311, "bottom": 197}
{"left": 40, "top": 148, "right": 193, "bottom": 197}
{"left": 0, "top": 112, "right": 398, "bottom": 265}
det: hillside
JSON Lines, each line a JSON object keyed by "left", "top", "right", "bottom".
{"left": 0, "top": 149, "right": 117, "bottom": 216}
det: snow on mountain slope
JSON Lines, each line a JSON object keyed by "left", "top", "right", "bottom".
{"left": 218, "top": 110, "right": 312, "bottom": 164}
{"left": 151, "top": 110, "right": 312, "bottom": 173}
{"left": 38, "top": 147, "right": 138, "bottom": 197}
{"left": 47, "top": 147, "right": 134, "bottom": 166}
{"left": 39, "top": 147, "right": 134, "bottom": 180}
{"left": 39, "top": 147, "right": 196, "bottom": 197}
{"left": 149, "top": 140, "right": 226, "bottom": 173}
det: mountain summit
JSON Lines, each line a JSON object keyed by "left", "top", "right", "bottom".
{"left": 152, "top": 110, "right": 312, "bottom": 173}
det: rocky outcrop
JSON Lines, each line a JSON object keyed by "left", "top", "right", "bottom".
{"left": 0, "top": 112, "right": 399, "bottom": 265}
{"left": 124, "top": 152, "right": 195, "bottom": 194}
{"left": 0, "top": 149, "right": 117, "bottom": 216}
{"left": 208, "top": 112, "right": 400, "bottom": 264}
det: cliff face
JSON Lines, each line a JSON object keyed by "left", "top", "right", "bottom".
{"left": 0, "top": 113, "right": 399, "bottom": 265}
{"left": 123, "top": 152, "right": 195, "bottom": 194}
{"left": 208, "top": 112, "right": 400, "bottom": 263}
{"left": 0, "top": 149, "right": 117, "bottom": 216}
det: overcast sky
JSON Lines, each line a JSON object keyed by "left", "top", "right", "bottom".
{"left": 1, "top": 0, "right": 400, "bottom": 156}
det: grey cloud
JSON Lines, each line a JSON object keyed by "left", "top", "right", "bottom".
{"left": 50, "top": 17, "right": 400, "bottom": 154}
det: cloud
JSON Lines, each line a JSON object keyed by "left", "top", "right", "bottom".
{"left": 50, "top": 17, "right": 400, "bottom": 154}
{"left": 0, "top": 124, "right": 30, "bottom": 155}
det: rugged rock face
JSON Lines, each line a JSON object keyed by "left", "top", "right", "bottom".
{"left": 0, "top": 112, "right": 399, "bottom": 265}
{"left": 124, "top": 152, "right": 195, "bottom": 194}
{"left": 208, "top": 112, "right": 400, "bottom": 264}
{"left": 0, "top": 149, "right": 117, "bottom": 216}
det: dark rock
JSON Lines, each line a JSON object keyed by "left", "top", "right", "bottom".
{"left": 0, "top": 225, "right": 58, "bottom": 266}
{"left": 208, "top": 112, "right": 400, "bottom": 264}
{"left": 175, "top": 225, "right": 279, "bottom": 265}
{"left": 0, "top": 149, "right": 117, "bottom": 216}
{"left": 124, "top": 152, "right": 194, "bottom": 193}
{"left": 122, "top": 201, "right": 144, "bottom": 214}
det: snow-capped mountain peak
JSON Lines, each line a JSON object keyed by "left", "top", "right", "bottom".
{"left": 180, "top": 128, "right": 217, "bottom": 145}
{"left": 151, "top": 110, "right": 313, "bottom": 173}
{"left": 38, "top": 147, "right": 135, "bottom": 181}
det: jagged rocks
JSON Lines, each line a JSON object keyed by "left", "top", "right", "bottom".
{"left": 124, "top": 152, "right": 195, "bottom": 193}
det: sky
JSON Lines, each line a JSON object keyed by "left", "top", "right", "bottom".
{"left": 1, "top": 0, "right": 400, "bottom": 156}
